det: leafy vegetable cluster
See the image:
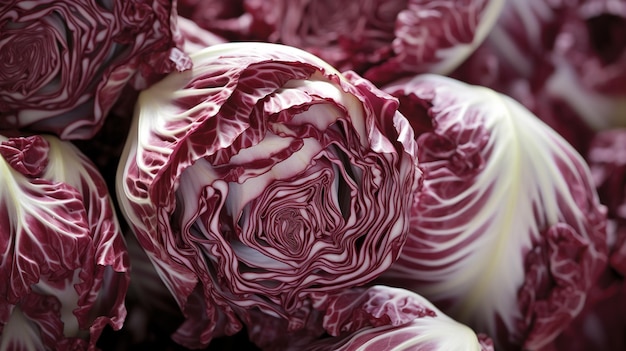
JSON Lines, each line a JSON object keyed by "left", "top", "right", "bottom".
{"left": 1, "top": 0, "right": 624, "bottom": 350}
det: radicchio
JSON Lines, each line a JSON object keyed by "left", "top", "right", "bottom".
{"left": 452, "top": 0, "right": 626, "bottom": 153}
{"left": 116, "top": 42, "right": 420, "bottom": 348}
{"left": 0, "top": 0, "right": 191, "bottom": 140}
{"left": 294, "top": 286, "right": 494, "bottom": 351}
{"left": 178, "top": 0, "right": 504, "bottom": 85}
{"left": 378, "top": 74, "right": 608, "bottom": 350}
{"left": 0, "top": 134, "right": 130, "bottom": 350}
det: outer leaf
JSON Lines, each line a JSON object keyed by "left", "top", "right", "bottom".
{"left": 42, "top": 137, "right": 131, "bottom": 344}
{"left": 0, "top": 136, "right": 49, "bottom": 177}
{"left": 297, "top": 286, "right": 494, "bottom": 351}
{"left": 363, "top": 0, "right": 505, "bottom": 84}
{"left": 542, "top": 0, "right": 626, "bottom": 130}
{"left": 0, "top": 142, "right": 91, "bottom": 303}
{"left": 540, "top": 273, "right": 626, "bottom": 351}
{"left": 0, "top": 134, "right": 130, "bottom": 350}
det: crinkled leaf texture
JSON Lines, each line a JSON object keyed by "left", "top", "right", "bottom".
{"left": 449, "top": 13, "right": 601, "bottom": 155}
{"left": 0, "top": 134, "right": 130, "bottom": 351}
{"left": 0, "top": 0, "right": 191, "bottom": 140}
{"left": 541, "top": 0, "right": 626, "bottom": 130}
{"left": 290, "top": 285, "right": 494, "bottom": 351}
{"left": 363, "top": 0, "right": 505, "bottom": 84}
{"left": 537, "top": 267, "right": 626, "bottom": 351}
{"left": 238, "top": 0, "right": 503, "bottom": 85}
{"left": 116, "top": 42, "right": 420, "bottom": 348}
{"left": 378, "top": 74, "right": 608, "bottom": 350}
{"left": 452, "top": 0, "right": 626, "bottom": 132}
{"left": 587, "top": 129, "right": 626, "bottom": 275}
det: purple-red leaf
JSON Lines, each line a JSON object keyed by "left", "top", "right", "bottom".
{"left": 0, "top": 0, "right": 190, "bottom": 140}
{"left": 378, "top": 74, "right": 608, "bottom": 350}
{"left": 0, "top": 134, "right": 130, "bottom": 350}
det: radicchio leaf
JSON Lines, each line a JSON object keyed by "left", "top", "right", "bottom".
{"left": 587, "top": 129, "right": 626, "bottom": 274}
{"left": 0, "top": 134, "right": 130, "bottom": 350}
{"left": 296, "top": 286, "right": 494, "bottom": 351}
{"left": 179, "top": 0, "right": 503, "bottom": 85}
{"left": 452, "top": 0, "right": 626, "bottom": 137}
{"left": 0, "top": 0, "right": 191, "bottom": 140}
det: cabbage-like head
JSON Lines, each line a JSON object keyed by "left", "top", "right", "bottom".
{"left": 453, "top": 0, "right": 626, "bottom": 133}
{"left": 0, "top": 0, "right": 190, "bottom": 140}
{"left": 180, "top": 0, "right": 504, "bottom": 85}
{"left": 116, "top": 42, "right": 420, "bottom": 348}
{"left": 379, "top": 74, "right": 608, "bottom": 350}
{"left": 0, "top": 134, "right": 130, "bottom": 350}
